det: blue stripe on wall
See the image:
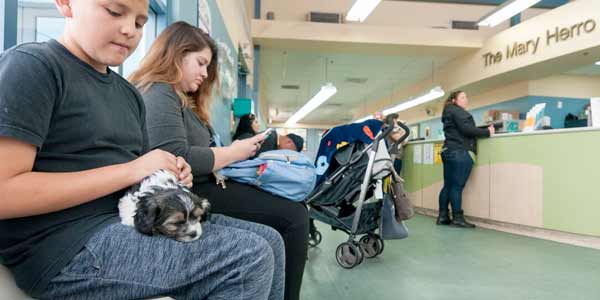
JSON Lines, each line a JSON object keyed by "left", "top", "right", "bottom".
{"left": 416, "top": 96, "right": 589, "bottom": 139}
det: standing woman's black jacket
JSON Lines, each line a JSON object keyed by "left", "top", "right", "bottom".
{"left": 442, "top": 103, "right": 490, "bottom": 152}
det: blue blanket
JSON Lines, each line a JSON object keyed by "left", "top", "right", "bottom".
{"left": 315, "top": 119, "right": 383, "bottom": 184}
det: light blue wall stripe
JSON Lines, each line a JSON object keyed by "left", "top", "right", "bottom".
{"left": 415, "top": 96, "right": 589, "bottom": 139}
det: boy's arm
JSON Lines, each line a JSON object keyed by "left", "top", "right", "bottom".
{"left": 0, "top": 50, "right": 191, "bottom": 220}
{"left": 0, "top": 137, "right": 181, "bottom": 220}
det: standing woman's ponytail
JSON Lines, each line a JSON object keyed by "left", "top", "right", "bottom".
{"left": 444, "top": 90, "right": 463, "bottom": 107}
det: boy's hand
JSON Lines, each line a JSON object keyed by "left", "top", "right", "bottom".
{"left": 130, "top": 149, "right": 179, "bottom": 181}
{"left": 176, "top": 156, "right": 193, "bottom": 188}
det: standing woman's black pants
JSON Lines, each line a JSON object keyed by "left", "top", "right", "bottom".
{"left": 193, "top": 181, "right": 309, "bottom": 300}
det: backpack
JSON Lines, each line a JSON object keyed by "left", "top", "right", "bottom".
{"left": 219, "top": 150, "right": 317, "bottom": 202}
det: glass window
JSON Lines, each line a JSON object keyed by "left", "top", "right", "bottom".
{"left": 35, "top": 16, "right": 64, "bottom": 42}
{"left": 17, "top": 0, "right": 61, "bottom": 44}
{"left": 16, "top": 0, "right": 165, "bottom": 76}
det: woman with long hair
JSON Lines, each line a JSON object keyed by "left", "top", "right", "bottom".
{"left": 437, "top": 91, "right": 494, "bottom": 228}
{"left": 232, "top": 113, "right": 260, "bottom": 141}
{"left": 129, "top": 21, "right": 309, "bottom": 300}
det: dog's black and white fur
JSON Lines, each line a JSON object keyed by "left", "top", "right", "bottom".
{"left": 119, "top": 170, "right": 211, "bottom": 242}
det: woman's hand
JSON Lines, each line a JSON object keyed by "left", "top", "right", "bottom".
{"left": 129, "top": 149, "right": 180, "bottom": 181}
{"left": 488, "top": 125, "right": 496, "bottom": 136}
{"left": 176, "top": 156, "right": 193, "bottom": 188}
{"left": 230, "top": 134, "right": 266, "bottom": 161}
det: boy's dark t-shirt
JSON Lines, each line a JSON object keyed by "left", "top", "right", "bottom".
{"left": 0, "top": 40, "right": 147, "bottom": 297}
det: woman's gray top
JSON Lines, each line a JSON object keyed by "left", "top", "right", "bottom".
{"left": 142, "top": 82, "right": 215, "bottom": 182}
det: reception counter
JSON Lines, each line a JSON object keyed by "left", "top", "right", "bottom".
{"left": 402, "top": 127, "right": 600, "bottom": 237}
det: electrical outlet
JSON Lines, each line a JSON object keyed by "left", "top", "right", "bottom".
{"left": 557, "top": 101, "right": 563, "bottom": 109}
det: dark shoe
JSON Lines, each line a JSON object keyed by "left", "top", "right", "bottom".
{"left": 436, "top": 210, "right": 452, "bottom": 225}
{"left": 451, "top": 211, "right": 476, "bottom": 228}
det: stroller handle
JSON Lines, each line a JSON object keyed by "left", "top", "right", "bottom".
{"left": 395, "top": 121, "right": 410, "bottom": 144}
{"left": 372, "top": 120, "right": 410, "bottom": 152}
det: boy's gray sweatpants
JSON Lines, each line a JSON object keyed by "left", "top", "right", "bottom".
{"left": 38, "top": 214, "right": 285, "bottom": 300}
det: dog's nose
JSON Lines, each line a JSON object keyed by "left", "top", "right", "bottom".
{"left": 188, "top": 232, "right": 197, "bottom": 239}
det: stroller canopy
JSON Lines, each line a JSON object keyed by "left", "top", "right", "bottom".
{"left": 315, "top": 119, "right": 384, "bottom": 184}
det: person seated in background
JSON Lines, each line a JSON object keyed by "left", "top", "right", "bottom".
{"left": 258, "top": 133, "right": 304, "bottom": 154}
{"left": 232, "top": 113, "right": 259, "bottom": 141}
{"left": 385, "top": 113, "right": 408, "bottom": 174}
{"left": 231, "top": 116, "right": 304, "bottom": 154}
{"left": 279, "top": 134, "right": 304, "bottom": 151}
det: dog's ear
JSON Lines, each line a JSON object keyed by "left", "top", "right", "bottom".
{"left": 191, "top": 194, "right": 211, "bottom": 222}
{"left": 134, "top": 194, "right": 161, "bottom": 235}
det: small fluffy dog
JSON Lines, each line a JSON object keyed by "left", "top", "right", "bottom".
{"left": 119, "top": 170, "right": 211, "bottom": 242}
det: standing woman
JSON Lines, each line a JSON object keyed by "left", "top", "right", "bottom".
{"left": 437, "top": 91, "right": 494, "bottom": 228}
{"left": 129, "top": 22, "right": 309, "bottom": 300}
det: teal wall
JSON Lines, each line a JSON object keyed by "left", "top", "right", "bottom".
{"left": 0, "top": 0, "right": 4, "bottom": 50}
{"left": 415, "top": 96, "right": 589, "bottom": 140}
{"left": 203, "top": 0, "right": 237, "bottom": 145}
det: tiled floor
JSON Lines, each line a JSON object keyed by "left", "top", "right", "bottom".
{"left": 301, "top": 214, "right": 600, "bottom": 300}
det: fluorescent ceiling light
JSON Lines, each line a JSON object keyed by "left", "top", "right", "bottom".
{"left": 382, "top": 86, "right": 445, "bottom": 115}
{"left": 478, "top": 0, "right": 542, "bottom": 27}
{"left": 354, "top": 115, "right": 373, "bottom": 123}
{"left": 285, "top": 83, "right": 337, "bottom": 126}
{"left": 346, "top": 0, "right": 382, "bottom": 22}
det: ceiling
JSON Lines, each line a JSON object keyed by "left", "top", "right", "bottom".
{"left": 565, "top": 64, "right": 600, "bottom": 77}
{"left": 260, "top": 46, "right": 467, "bottom": 125}
{"left": 257, "top": 0, "right": 569, "bottom": 126}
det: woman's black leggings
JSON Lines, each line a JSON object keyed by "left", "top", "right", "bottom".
{"left": 193, "top": 181, "right": 309, "bottom": 300}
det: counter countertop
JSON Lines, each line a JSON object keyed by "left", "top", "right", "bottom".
{"left": 407, "top": 126, "right": 600, "bottom": 145}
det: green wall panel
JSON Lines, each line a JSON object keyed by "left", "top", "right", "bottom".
{"left": 404, "top": 130, "right": 600, "bottom": 236}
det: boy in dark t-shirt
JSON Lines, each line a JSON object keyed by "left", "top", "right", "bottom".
{"left": 0, "top": 1, "right": 282, "bottom": 299}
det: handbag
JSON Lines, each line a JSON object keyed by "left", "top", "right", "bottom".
{"left": 379, "top": 194, "right": 409, "bottom": 240}
{"left": 388, "top": 170, "right": 415, "bottom": 222}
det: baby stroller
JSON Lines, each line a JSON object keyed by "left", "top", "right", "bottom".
{"left": 307, "top": 120, "right": 410, "bottom": 268}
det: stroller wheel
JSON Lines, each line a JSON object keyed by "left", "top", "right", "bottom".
{"left": 359, "top": 234, "right": 385, "bottom": 258}
{"left": 308, "top": 230, "right": 322, "bottom": 248}
{"left": 335, "top": 241, "right": 364, "bottom": 269}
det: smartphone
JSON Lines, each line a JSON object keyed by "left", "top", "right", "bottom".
{"left": 260, "top": 128, "right": 275, "bottom": 138}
